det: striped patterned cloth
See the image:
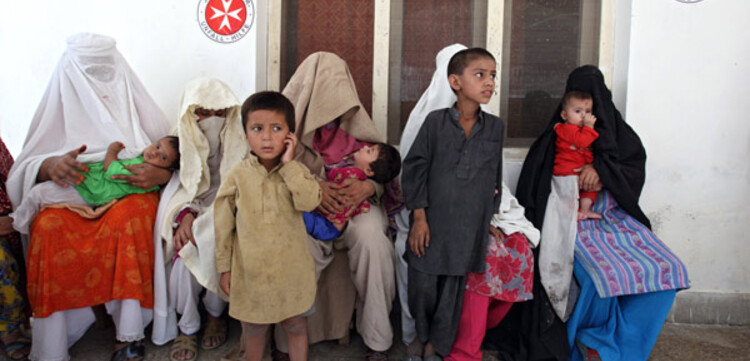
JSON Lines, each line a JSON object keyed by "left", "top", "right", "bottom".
{"left": 575, "top": 191, "right": 690, "bottom": 298}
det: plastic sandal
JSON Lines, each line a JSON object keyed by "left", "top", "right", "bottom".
{"left": 170, "top": 333, "right": 198, "bottom": 361}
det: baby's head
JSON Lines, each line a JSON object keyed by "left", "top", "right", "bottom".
{"left": 447, "top": 48, "right": 497, "bottom": 103}
{"left": 560, "top": 90, "right": 593, "bottom": 126}
{"left": 353, "top": 143, "right": 401, "bottom": 184}
{"left": 241, "top": 91, "right": 296, "bottom": 164}
{"left": 143, "top": 136, "right": 180, "bottom": 170}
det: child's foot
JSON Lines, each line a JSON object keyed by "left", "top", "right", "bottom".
{"left": 577, "top": 210, "right": 603, "bottom": 221}
{"left": 0, "top": 216, "right": 15, "bottom": 236}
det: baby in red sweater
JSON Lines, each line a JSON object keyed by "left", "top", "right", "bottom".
{"left": 553, "top": 90, "right": 602, "bottom": 221}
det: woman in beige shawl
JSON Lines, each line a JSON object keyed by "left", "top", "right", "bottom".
{"left": 154, "top": 78, "right": 248, "bottom": 361}
{"left": 277, "top": 52, "right": 396, "bottom": 360}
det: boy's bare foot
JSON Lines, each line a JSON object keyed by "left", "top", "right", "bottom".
{"left": 0, "top": 216, "right": 15, "bottom": 235}
{"left": 577, "top": 210, "right": 603, "bottom": 221}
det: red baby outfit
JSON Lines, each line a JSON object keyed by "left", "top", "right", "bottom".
{"left": 320, "top": 166, "right": 371, "bottom": 224}
{"left": 553, "top": 123, "right": 599, "bottom": 201}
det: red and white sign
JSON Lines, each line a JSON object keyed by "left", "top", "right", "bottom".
{"left": 198, "top": 0, "right": 254, "bottom": 43}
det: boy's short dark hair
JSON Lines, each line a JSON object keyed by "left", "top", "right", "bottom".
{"left": 368, "top": 143, "right": 401, "bottom": 184}
{"left": 447, "top": 48, "right": 496, "bottom": 78}
{"left": 241, "top": 91, "right": 296, "bottom": 133}
{"left": 562, "top": 90, "right": 592, "bottom": 107}
{"left": 164, "top": 135, "right": 180, "bottom": 170}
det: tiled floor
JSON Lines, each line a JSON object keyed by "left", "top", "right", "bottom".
{"left": 3, "top": 320, "right": 748, "bottom": 361}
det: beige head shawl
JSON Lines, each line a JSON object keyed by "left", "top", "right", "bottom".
{"left": 282, "top": 52, "right": 383, "bottom": 173}
{"left": 159, "top": 78, "right": 248, "bottom": 250}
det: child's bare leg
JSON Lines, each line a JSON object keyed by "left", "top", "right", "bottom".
{"left": 280, "top": 316, "right": 308, "bottom": 361}
{"left": 578, "top": 197, "right": 602, "bottom": 220}
{"left": 424, "top": 342, "right": 437, "bottom": 357}
{"left": 0, "top": 216, "right": 14, "bottom": 235}
{"left": 243, "top": 322, "right": 269, "bottom": 361}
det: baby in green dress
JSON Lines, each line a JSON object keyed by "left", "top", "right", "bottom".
{"left": 0, "top": 136, "right": 179, "bottom": 235}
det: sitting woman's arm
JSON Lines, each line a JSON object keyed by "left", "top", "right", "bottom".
{"left": 37, "top": 145, "right": 89, "bottom": 187}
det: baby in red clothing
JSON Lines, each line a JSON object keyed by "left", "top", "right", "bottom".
{"left": 553, "top": 90, "right": 602, "bottom": 220}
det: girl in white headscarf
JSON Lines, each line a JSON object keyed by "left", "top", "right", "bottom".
{"left": 153, "top": 78, "right": 248, "bottom": 361}
{"left": 395, "top": 44, "right": 539, "bottom": 361}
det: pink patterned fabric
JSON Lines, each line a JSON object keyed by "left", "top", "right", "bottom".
{"left": 320, "top": 167, "right": 371, "bottom": 225}
{"left": 466, "top": 232, "right": 534, "bottom": 302}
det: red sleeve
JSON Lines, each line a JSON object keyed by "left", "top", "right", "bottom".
{"left": 554, "top": 123, "right": 599, "bottom": 148}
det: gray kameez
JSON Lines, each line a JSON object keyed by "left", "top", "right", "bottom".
{"left": 402, "top": 106, "right": 504, "bottom": 275}
{"left": 402, "top": 106, "right": 504, "bottom": 355}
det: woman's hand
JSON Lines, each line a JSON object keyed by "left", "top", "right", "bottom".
{"left": 38, "top": 145, "right": 89, "bottom": 187}
{"left": 281, "top": 133, "right": 298, "bottom": 164}
{"left": 219, "top": 272, "right": 231, "bottom": 296}
{"left": 339, "top": 178, "right": 375, "bottom": 209}
{"left": 112, "top": 163, "right": 172, "bottom": 189}
{"left": 575, "top": 164, "right": 603, "bottom": 192}
{"left": 173, "top": 213, "right": 196, "bottom": 252}
{"left": 408, "top": 209, "right": 430, "bottom": 258}
{"left": 318, "top": 181, "right": 346, "bottom": 215}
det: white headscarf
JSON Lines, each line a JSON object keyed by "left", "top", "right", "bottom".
{"left": 396, "top": 43, "right": 539, "bottom": 245}
{"left": 6, "top": 33, "right": 171, "bottom": 206}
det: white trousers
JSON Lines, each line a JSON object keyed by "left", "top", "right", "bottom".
{"left": 169, "top": 257, "right": 226, "bottom": 335}
{"left": 394, "top": 208, "right": 417, "bottom": 346}
{"left": 10, "top": 182, "right": 88, "bottom": 235}
{"left": 29, "top": 299, "right": 151, "bottom": 361}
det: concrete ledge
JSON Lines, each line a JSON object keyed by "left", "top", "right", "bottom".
{"left": 667, "top": 291, "right": 750, "bottom": 325}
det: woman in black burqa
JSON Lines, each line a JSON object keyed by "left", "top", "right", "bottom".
{"left": 485, "top": 65, "right": 688, "bottom": 361}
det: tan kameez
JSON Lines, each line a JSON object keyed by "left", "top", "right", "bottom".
{"left": 214, "top": 157, "right": 322, "bottom": 323}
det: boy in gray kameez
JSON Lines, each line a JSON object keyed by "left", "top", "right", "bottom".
{"left": 402, "top": 48, "right": 504, "bottom": 360}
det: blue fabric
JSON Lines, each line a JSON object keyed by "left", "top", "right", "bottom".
{"left": 303, "top": 212, "right": 340, "bottom": 241}
{"left": 574, "top": 191, "right": 689, "bottom": 298}
{"left": 567, "top": 258, "right": 676, "bottom": 361}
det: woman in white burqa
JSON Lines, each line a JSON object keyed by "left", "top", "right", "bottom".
{"left": 6, "top": 33, "right": 172, "bottom": 361}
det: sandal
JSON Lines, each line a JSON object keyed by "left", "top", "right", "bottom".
{"left": 1, "top": 330, "right": 31, "bottom": 361}
{"left": 170, "top": 333, "right": 198, "bottom": 361}
{"left": 110, "top": 340, "right": 144, "bottom": 361}
{"left": 201, "top": 316, "right": 227, "bottom": 350}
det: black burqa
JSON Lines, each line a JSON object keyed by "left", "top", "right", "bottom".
{"left": 484, "top": 65, "right": 650, "bottom": 361}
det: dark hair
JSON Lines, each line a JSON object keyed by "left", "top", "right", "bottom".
{"left": 368, "top": 143, "right": 401, "bottom": 184}
{"left": 241, "top": 91, "right": 296, "bottom": 133}
{"left": 562, "top": 90, "right": 592, "bottom": 107}
{"left": 447, "top": 47, "right": 496, "bottom": 78}
{"left": 164, "top": 135, "right": 180, "bottom": 170}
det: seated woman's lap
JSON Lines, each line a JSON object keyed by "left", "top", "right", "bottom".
{"left": 26, "top": 192, "right": 158, "bottom": 318}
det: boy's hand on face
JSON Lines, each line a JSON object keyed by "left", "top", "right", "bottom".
{"left": 220, "top": 272, "right": 231, "bottom": 296}
{"left": 281, "top": 133, "right": 298, "bottom": 164}
{"left": 583, "top": 113, "right": 597, "bottom": 128}
{"left": 408, "top": 209, "right": 430, "bottom": 258}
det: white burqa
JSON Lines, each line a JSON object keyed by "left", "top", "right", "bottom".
{"left": 151, "top": 78, "right": 248, "bottom": 344}
{"left": 394, "top": 44, "right": 540, "bottom": 345}
{"left": 5, "top": 33, "right": 172, "bottom": 361}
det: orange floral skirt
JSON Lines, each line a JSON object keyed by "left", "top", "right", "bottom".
{"left": 26, "top": 193, "right": 157, "bottom": 318}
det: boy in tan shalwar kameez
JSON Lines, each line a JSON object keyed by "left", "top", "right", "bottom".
{"left": 215, "top": 91, "right": 322, "bottom": 361}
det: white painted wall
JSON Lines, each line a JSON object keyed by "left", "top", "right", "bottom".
{"left": 624, "top": 0, "right": 750, "bottom": 293}
{"left": 0, "top": 0, "right": 259, "bottom": 157}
